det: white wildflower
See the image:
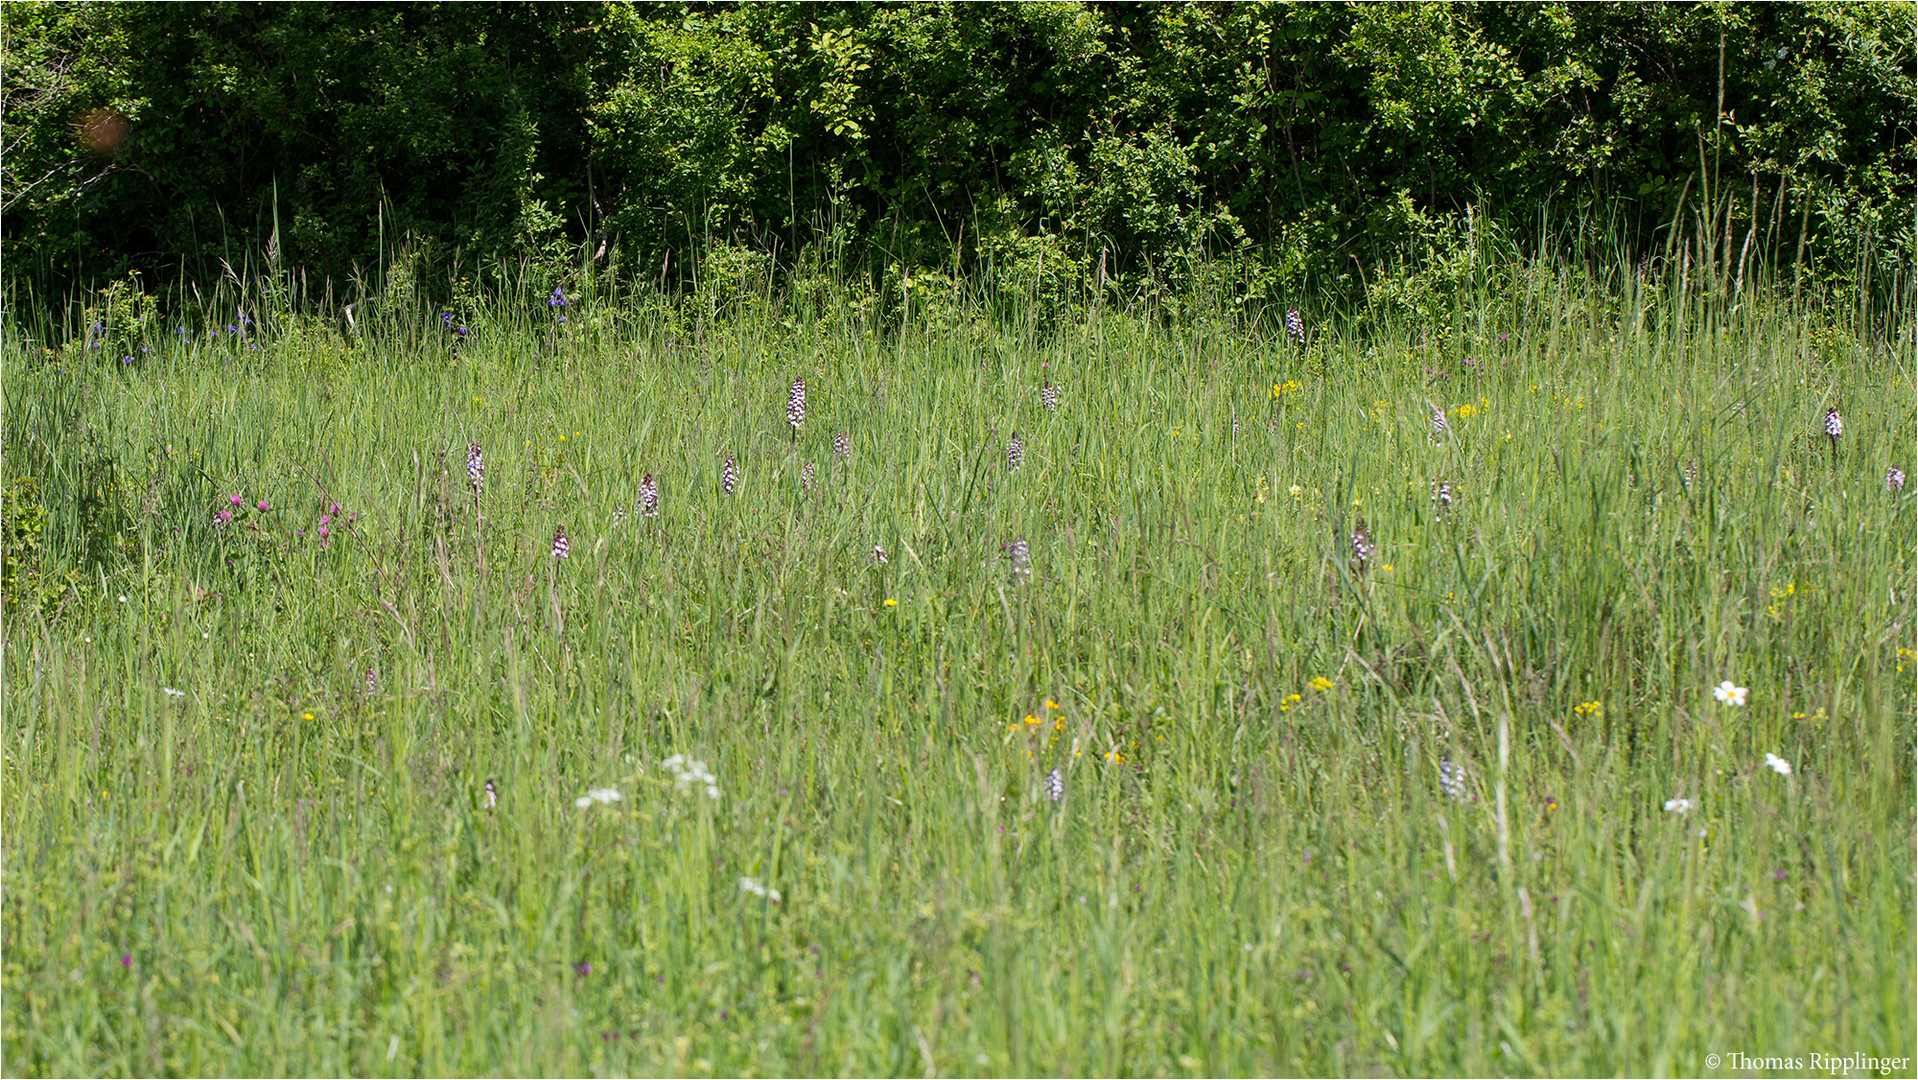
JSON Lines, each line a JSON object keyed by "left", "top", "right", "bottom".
{"left": 1711, "top": 680, "right": 1748, "bottom": 707}
{"left": 739, "top": 876, "right": 782, "bottom": 903}
{"left": 574, "top": 787, "right": 621, "bottom": 809}
{"left": 1663, "top": 798, "right": 1695, "bottom": 813}
{"left": 1763, "top": 753, "right": 1792, "bottom": 776}
{"left": 664, "top": 754, "right": 720, "bottom": 798}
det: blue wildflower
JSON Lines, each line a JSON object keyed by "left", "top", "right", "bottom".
{"left": 548, "top": 286, "right": 568, "bottom": 308}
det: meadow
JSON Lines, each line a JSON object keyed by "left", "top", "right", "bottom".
{"left": 3, "top": 258, "right": 1913, "bottom": 1076}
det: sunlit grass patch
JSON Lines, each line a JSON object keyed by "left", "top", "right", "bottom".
{"left": 2, "top": 264, "right": 1911, "bottom": 1075}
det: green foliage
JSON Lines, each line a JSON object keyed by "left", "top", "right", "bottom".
{"left": 4, "top": 2, "right": 1910, "bottom": 308}
{"left": 2, "top": 474, "right": 66, "bottom": 621}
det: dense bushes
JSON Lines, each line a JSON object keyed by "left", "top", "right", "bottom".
{"left": 3, "top": 2, "right": 1910, "bottom": 307}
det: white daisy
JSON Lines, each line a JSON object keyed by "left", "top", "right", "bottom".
{"left": 1711, "top": 680, "right": 1748, "bottom": 707}
{"left": 1763, "top": 753, "right": 1792, "bottom": 776}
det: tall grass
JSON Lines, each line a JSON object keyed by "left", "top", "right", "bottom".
{"left": 3, "top": 252, "right": 1912, "bottom": 1076}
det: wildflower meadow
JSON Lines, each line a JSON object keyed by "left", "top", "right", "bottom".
{"left": 3, "top": 254, "right": 1913, "bottom": 1076}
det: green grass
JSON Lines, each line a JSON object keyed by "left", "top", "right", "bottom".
{"left": 3, "top": 266, "right": 1913, "bottom": 1076}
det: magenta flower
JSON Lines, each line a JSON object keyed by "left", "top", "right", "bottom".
{"left": 318, "top": 514, "right": 331, "bottom": 525}
{"left": 318, "top": 526, "right": 330, "bottom": 539}
{"left": 230, "top": 494, "right": 244, "bottom": 507}
{"left": 256, "top": 500, "right": 269, "bottom": 512}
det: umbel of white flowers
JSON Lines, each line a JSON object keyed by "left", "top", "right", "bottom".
{"left": 574, "top": 787, "right": 620, "bottom": 809}
{"left": 663, "top": 754, "right": 721, "bottom": 799}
